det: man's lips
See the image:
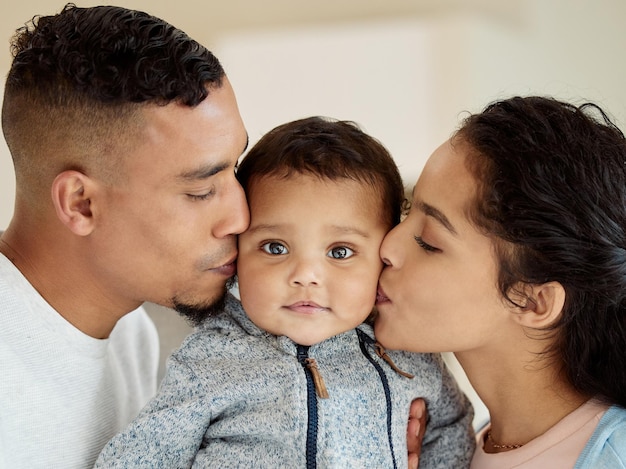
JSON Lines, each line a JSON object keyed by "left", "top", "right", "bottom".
{"left": 210, "top": 255, "right": 237, "bottom": 276}
{"left": 286, "top": 301, "right": 328, "bottom": 314}
{"left": 376, "top": 286, "right": 390, "bottom": 304}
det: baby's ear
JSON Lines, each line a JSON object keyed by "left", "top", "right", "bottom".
{"left": 512, "top": 281, "right": 566, "bottom": 329}
{"left": 51, "top": 170, "right": 97, "bottom": 236}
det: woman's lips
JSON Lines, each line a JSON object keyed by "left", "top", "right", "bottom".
{"left": 376, "top": 286, "right": 390, "bottom": 304}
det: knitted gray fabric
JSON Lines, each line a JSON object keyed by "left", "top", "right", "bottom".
{"left": 95, "top": 293, "right": 475, "bottom": 468}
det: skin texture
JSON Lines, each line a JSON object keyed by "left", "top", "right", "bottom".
{"left": 375, "top": 139, "right": 506, "bottom": 354}
{"left": 407, "top": 398, "right": 427, "bottom": 469}
{"left": 237, "top": 174, "right": 389, "bottom": 346}
{"left": 375, "top": 138, "right": 586, "bottom": 452}
{"left": 0, "top": 79, "right": 250, "bottom": 338}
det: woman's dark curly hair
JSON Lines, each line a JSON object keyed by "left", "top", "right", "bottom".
{"left": 236, "top": 116, "right": 405, "bottom": 229}
{"left": 455, "top": 96, "right": 626, "bottom": 408}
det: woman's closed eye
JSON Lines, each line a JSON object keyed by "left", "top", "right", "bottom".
{"left": 414, "top": 236, "right": 440, "bottom": 253}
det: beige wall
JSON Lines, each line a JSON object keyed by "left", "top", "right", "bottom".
{"left": 1, "top": 1, "right": 626, "bottom": 227}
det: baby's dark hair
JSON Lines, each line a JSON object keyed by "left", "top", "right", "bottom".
{"left": 236, "top": 116, "right": 405, "bottom": 228}
{"left": 456, "top": 96, "right": 626, "bottom": 408}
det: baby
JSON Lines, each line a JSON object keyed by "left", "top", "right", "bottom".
{"left": 95, "top": 116, "right": 475, "bottom": 468}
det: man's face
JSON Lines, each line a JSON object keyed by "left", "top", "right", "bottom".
{"left": 92, "top": 78, "right": 249, "bottom": 315}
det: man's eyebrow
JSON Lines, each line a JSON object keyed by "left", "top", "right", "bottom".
{"left": 417, "top": 201, "right": 458, "bottom": 236}
{"left": 178, "top": 163, "right": 230, "bottom": 181}
{"left": 179, "top": 135, "right": 249, "bottom": 182}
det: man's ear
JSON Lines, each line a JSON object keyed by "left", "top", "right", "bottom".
{"left": 51, "top": 170, "right": 98, "bottom": 236}
{"left": 513, "top": 281, "right": 566, "bottom": 328}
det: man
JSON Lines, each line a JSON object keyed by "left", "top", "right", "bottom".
{"left": 0, "top": 5, "right": 425, "bottom": 468}
{"left": 0, "top": 5, "right": 248, "bottom": 467}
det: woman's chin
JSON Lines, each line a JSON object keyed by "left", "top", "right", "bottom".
{"left": 373, "top": 313, "right": 397, "bottom": 348}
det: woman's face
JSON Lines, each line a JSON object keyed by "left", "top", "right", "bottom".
{"left": 375, "top": 139, "right": 511, "bottom": 354}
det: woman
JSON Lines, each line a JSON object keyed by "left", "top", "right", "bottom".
{"left": 375, "top": 96, "right": 626, "bottom": 468}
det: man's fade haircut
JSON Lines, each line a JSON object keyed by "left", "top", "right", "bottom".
{"left": 455, "top": 96, "right": 626, "bottom": 408}
{"left": 2, "top": 3, "right": 225, "bottom": 187}
{"left": 236, "top": 116, "right": 405, "bottom": 229}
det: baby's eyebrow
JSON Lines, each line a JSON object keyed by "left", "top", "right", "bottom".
{"left": 245, "top": 223, "right": 369, "bottom": 239}
{"left": 329, "top": 225, "right": 370, "bottom": 238}
{"left": 244, "top": 223, "right": 281, "bottom": 235}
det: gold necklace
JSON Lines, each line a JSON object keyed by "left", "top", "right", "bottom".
{"left": 486, "top": 430, "right": 524, "bottom": 450}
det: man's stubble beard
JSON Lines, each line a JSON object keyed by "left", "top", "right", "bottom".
{"left": 173, "top": 277, "right": 235, "bottom": 327}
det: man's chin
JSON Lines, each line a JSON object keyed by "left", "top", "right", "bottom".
{"left": 173, "top": 278, "right": 234, "bottom": 327}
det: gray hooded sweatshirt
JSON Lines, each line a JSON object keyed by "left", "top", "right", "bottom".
{"left": 95, "top": 293, "right": 475, "bottom": 468}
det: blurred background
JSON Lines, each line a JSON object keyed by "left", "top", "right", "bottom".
{"left": 2, "top": 0, "right": 625, "bottom": 429}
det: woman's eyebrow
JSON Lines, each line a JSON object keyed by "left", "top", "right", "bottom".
{"left": 417, "top": 201, "right": 458, "bottom": 236}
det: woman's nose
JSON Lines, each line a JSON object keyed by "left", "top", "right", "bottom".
{"left": 380, "top": 224, "right": 401, "bottom": 268}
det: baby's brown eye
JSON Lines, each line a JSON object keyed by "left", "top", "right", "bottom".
{"left": 261, "top": 242, "right": 288, "bottom": 255}
{"left": 328, "top": 246, "right": 354, "bottom": 259}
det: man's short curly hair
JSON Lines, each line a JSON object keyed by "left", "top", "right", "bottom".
{"left": 5, "top": 3, "right": 223, "bottom": 106}
{"left": 2, "top": 3, "right": 225, "bottom": 191}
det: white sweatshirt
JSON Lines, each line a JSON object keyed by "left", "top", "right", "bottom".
{"left": 0, "top": 253, "right": 159, "bottom": 469}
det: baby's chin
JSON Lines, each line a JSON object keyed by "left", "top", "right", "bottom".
{"left": 285, "top": 326, "right": 354, "bottom": 346}
{"left": 281, "top": 330, "right": 326, "bottom": 347}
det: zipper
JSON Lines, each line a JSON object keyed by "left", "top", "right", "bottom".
{"left": 297, "top": 344, "right": 320, "bottom": 469}
{"left": 356, "top": 329, "right": 399, "bottom": 469}
{"left": 304, "top": 356, "right": 329, "bottom": 399}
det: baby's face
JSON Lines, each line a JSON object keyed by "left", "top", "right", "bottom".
{"left": 237, "top": 173, "right": 389, "bottom": 346}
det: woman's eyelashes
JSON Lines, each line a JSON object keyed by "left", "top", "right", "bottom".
{"left": 414, "top": 235, "right": 440, "bottom": 253}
